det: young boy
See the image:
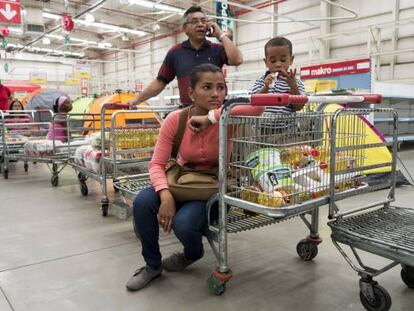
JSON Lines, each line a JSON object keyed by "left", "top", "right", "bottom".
{"left": 251, "top": 37, "right": 305, "bottom": 114}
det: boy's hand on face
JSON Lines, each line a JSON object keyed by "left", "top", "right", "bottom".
{"left": 278, "top": 68, "right": 297, "bottom": 87}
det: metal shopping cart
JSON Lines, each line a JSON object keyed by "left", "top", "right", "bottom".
{"left": 206, "top": 93, "right": 384, "bottom": 295}
{"left": 326, "top": 105, "right": 414, "bottom": 310}
{"left": 0, "top": 109, "right": 69, "bottom": 183}
{"left": 69, "top": 103, "right": 177, "bottom": 216}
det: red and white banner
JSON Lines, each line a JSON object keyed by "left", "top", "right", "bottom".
{"left": 0, "top": 0, "right": 21, "bottom": 25}
{"left": 300, "top": 58, "right": 370, "bottom": 79}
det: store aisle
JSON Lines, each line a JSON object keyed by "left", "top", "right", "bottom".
{"left": 0, "top": 147, "right": 413, "bottom": 311}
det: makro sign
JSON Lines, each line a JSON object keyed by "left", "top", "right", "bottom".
{"left": 300, "top": 58, "right": 370, "bottom": 79}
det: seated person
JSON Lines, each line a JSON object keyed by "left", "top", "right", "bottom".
{"left": 126, "top": 63, "right": 265, "bottom": 292}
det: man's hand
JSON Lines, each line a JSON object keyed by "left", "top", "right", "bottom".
{"left": 206, "top": 21, "right": 223, "bottom": 39}
{"left": 127, "top": 98, "right": 138, "bottom": 107}
{"left": 189, "top": 115, "right": 212, "bottom": 133}
{"left": 157, "top": 190, "right": 176, "bottom": 233}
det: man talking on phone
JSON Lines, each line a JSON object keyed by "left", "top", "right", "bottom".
{"left": 129, "top": 5, "right": 242, "bottom": 107}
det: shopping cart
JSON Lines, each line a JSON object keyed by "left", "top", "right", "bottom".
{"left": 206, "top": 93, "right": 384, "bottom": 295}
{"left": 326, "top": 105, "right": 414, "bottom": 310}
{"left": 69, "top": 103, "right": 176, "bottom": 216}
{"left": 0, "top": 109, "right": 69, "bottom": 183}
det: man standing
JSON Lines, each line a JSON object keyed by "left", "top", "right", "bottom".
{"left": 0, "top": 79, "right": 12, "bottom": 111}
{"left": 129, "top": 5, "right": 242, "bottom": 107}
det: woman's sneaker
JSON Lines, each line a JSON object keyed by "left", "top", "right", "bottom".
{"left": 162, "top": 252, "right": 202, "bottom": 272}
{"left": 126, "top": 266, "right": 162, "bottom": 291}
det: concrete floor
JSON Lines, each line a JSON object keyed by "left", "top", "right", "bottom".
{"left": 1, "top": 146, "right": 413, "bottom": 311}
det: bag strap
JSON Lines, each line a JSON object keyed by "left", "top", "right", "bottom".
{"left": 171, "top": 106, "right": 191, "bottom": 159}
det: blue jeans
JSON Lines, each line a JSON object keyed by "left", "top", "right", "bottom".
{"left": 133, "top": 187, "right": 208, "bottom": 270}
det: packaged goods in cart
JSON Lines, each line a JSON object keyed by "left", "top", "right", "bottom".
{"left": 24, "top": 140, "right": 63, "bottom": 156}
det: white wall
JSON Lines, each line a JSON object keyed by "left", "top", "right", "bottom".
{"left": 1, "top": 53, "right": 85, "bottom": 99}
{"left": 90, "top": 0, "right": 414, "bottom": 96}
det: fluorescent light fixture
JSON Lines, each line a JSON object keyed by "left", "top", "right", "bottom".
{"left": 7, "top": 43, "right": 84, "bottom": 58}
{"left": 128, "top": 0, "right": 184, "bottom": 14}
{"left": 43, "top": 12, "right": 147, "bottom": 36}
{"left": 85, "top": 13, "right": 95, "bottom": 23}
{"left": 152, "top": 23, "right": 160, "bottom": 31}
{"left": 42, "top": 37, "right": 51, "bottom": 45}
{"left": 8, "top": 27, "right": 23, "bottom": 34}
{"left": 98, "top": 41, "right": 112, "bottom": 48}
{"left": 14, "top": 52, "right": 23, "bottom": 59}
{"left": 45, "top": 34, "right": 97, "bottom": 45}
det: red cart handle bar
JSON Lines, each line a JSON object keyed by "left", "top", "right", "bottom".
{"left": 250, "top": 93, "right": 382, "bottom": 106}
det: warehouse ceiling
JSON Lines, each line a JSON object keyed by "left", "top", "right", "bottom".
{"left": 1, "top": 0, "right": 252, "bottom": 60}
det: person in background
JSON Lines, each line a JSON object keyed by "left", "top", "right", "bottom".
{"left": 48, "top": 95, "right": 73, "bottom": 142}
{"left": 250, "top": 36, "right": 306, "bottom": 114}
{"left": 128, "top": 5, "right": 243, "bottom": 108}
{"left": 0, "top": 79, "right": 12, "bottom": 111}
{"left": 5, "top": 99, "right": 32, "bottom": 133}
{"left": 125, "top": 64, "right": 264, "bottom": 292}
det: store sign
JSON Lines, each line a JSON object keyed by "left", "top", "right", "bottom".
{"left": 64, "top": 73, "right": 80, "bottom": 85}
{"left": 81, "top": 78, "right": 88, "bottom": 95}
{"left": 0, "top": 0, "right": 21, "bottom": 25}
{"left": 29, "top": 72, "right": 47, "bottom": 84}
{"left": 216, "top": 0, "right": 234, "bottom": 40}
{"left": 300, "top": 58, "right": 370, "bottom": 79}
{"left": 73, "top": 62, "right": 91, "bottom": 79}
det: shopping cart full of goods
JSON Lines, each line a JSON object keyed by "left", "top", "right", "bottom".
{"left": 325, "top": 103, "right": 414, "bottom": 311}
{"left": 69, "top": 103, "right": 177, "bottom": 216}
{"left": 0, "top": 110, "right": 73, "bottom": 184}
{"left": 205, "top": 93, "right": 385, "bottom": 295}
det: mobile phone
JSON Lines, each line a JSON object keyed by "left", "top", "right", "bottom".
{"left": 206, "top": 27, "right": 214, "bottom": 37}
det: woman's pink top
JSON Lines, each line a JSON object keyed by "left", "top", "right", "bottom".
{"left": 149, "top": 105, "right": 264, "bottom": 192}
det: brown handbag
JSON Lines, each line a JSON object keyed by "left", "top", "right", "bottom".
{"left": 165, "top": 107, "right": 219, "bottom": 201}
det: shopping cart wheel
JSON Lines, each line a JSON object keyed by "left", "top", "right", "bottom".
{"left": 359, "top": 283, "right": 391, "bottom": 311}
{"left": 24, "top": 163, "right": 28, "bottom": 172}
{"left": 296, "top": 239, "right": 318, "bottom": 261}
{"left": 401, "top": 265, "right": 414, "bottom": 289}
{"left": 3, "top": 168, "right": 8, "bottom": 179}
{"left": 207, "top": 269, "right": 233, "bottom": 296}
{"left": 80, "top": 182, "right": 88, "bottom": 196}
{"left": 51, "top": 175, "right": 59, "bottom": 187}
{"left": 102, "top": 203, "right": 109, "bottom": 217}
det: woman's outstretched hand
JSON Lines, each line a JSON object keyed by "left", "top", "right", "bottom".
{"left": 189, "top": 115, "right": 212, "bottom": 133}
{"left": 158, "top": 190, "right": 176, "bottom": 233}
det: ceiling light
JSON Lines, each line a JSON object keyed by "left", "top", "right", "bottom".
{"left": 98, "top": 41, "right": 112, "bottom": 48}
{"left": 128, "top": 0, "right": 184, "bottom": 14}
{"left": 85, "top": 13, "right": 95, "bottom": 23}
{"left": 152, "top": 24, "right": 160, "bottom": 31}
{"left": 14, "top": 52, "right": 23, "bottom": 59}
{"left": 42, "top": 37, "right": 51, "bottom": 45}
{"left": 121, "top": 33, "right": 129, "bottom": 41}
{"left": 43, "top": 12, "right": 147, "bottom": 37}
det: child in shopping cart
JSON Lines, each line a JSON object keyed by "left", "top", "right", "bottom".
{"left": 251, "top": 37, "right": 306, "bottom": 123}
{"left": 126, "top": 64, "right": 265, "bottom": 292}
{"left": 47, "top": 95, "right": 73, "bottom": 142}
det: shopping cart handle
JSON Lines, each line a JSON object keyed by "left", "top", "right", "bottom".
{"left": 354, "top": 94, "right": 383, "bottom": 104}
{"left": 250, "top": 93, "right": 308, "bottom": 106}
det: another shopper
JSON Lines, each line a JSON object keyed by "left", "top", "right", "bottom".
{"left": 48, "top": 95, "right": 73, "bottom": 142}
{"left": 128, "top": 5, "right": 243, "bottom": 107}
{"left": 0, "top": 79, "right": 12, "bottom": 111}
{"left": 126, "top": 64, "right": 264, "bottom": 291}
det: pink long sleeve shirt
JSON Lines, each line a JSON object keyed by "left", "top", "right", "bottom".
{"left": 149, "top": 105, "right": 264, "bottom": 192}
